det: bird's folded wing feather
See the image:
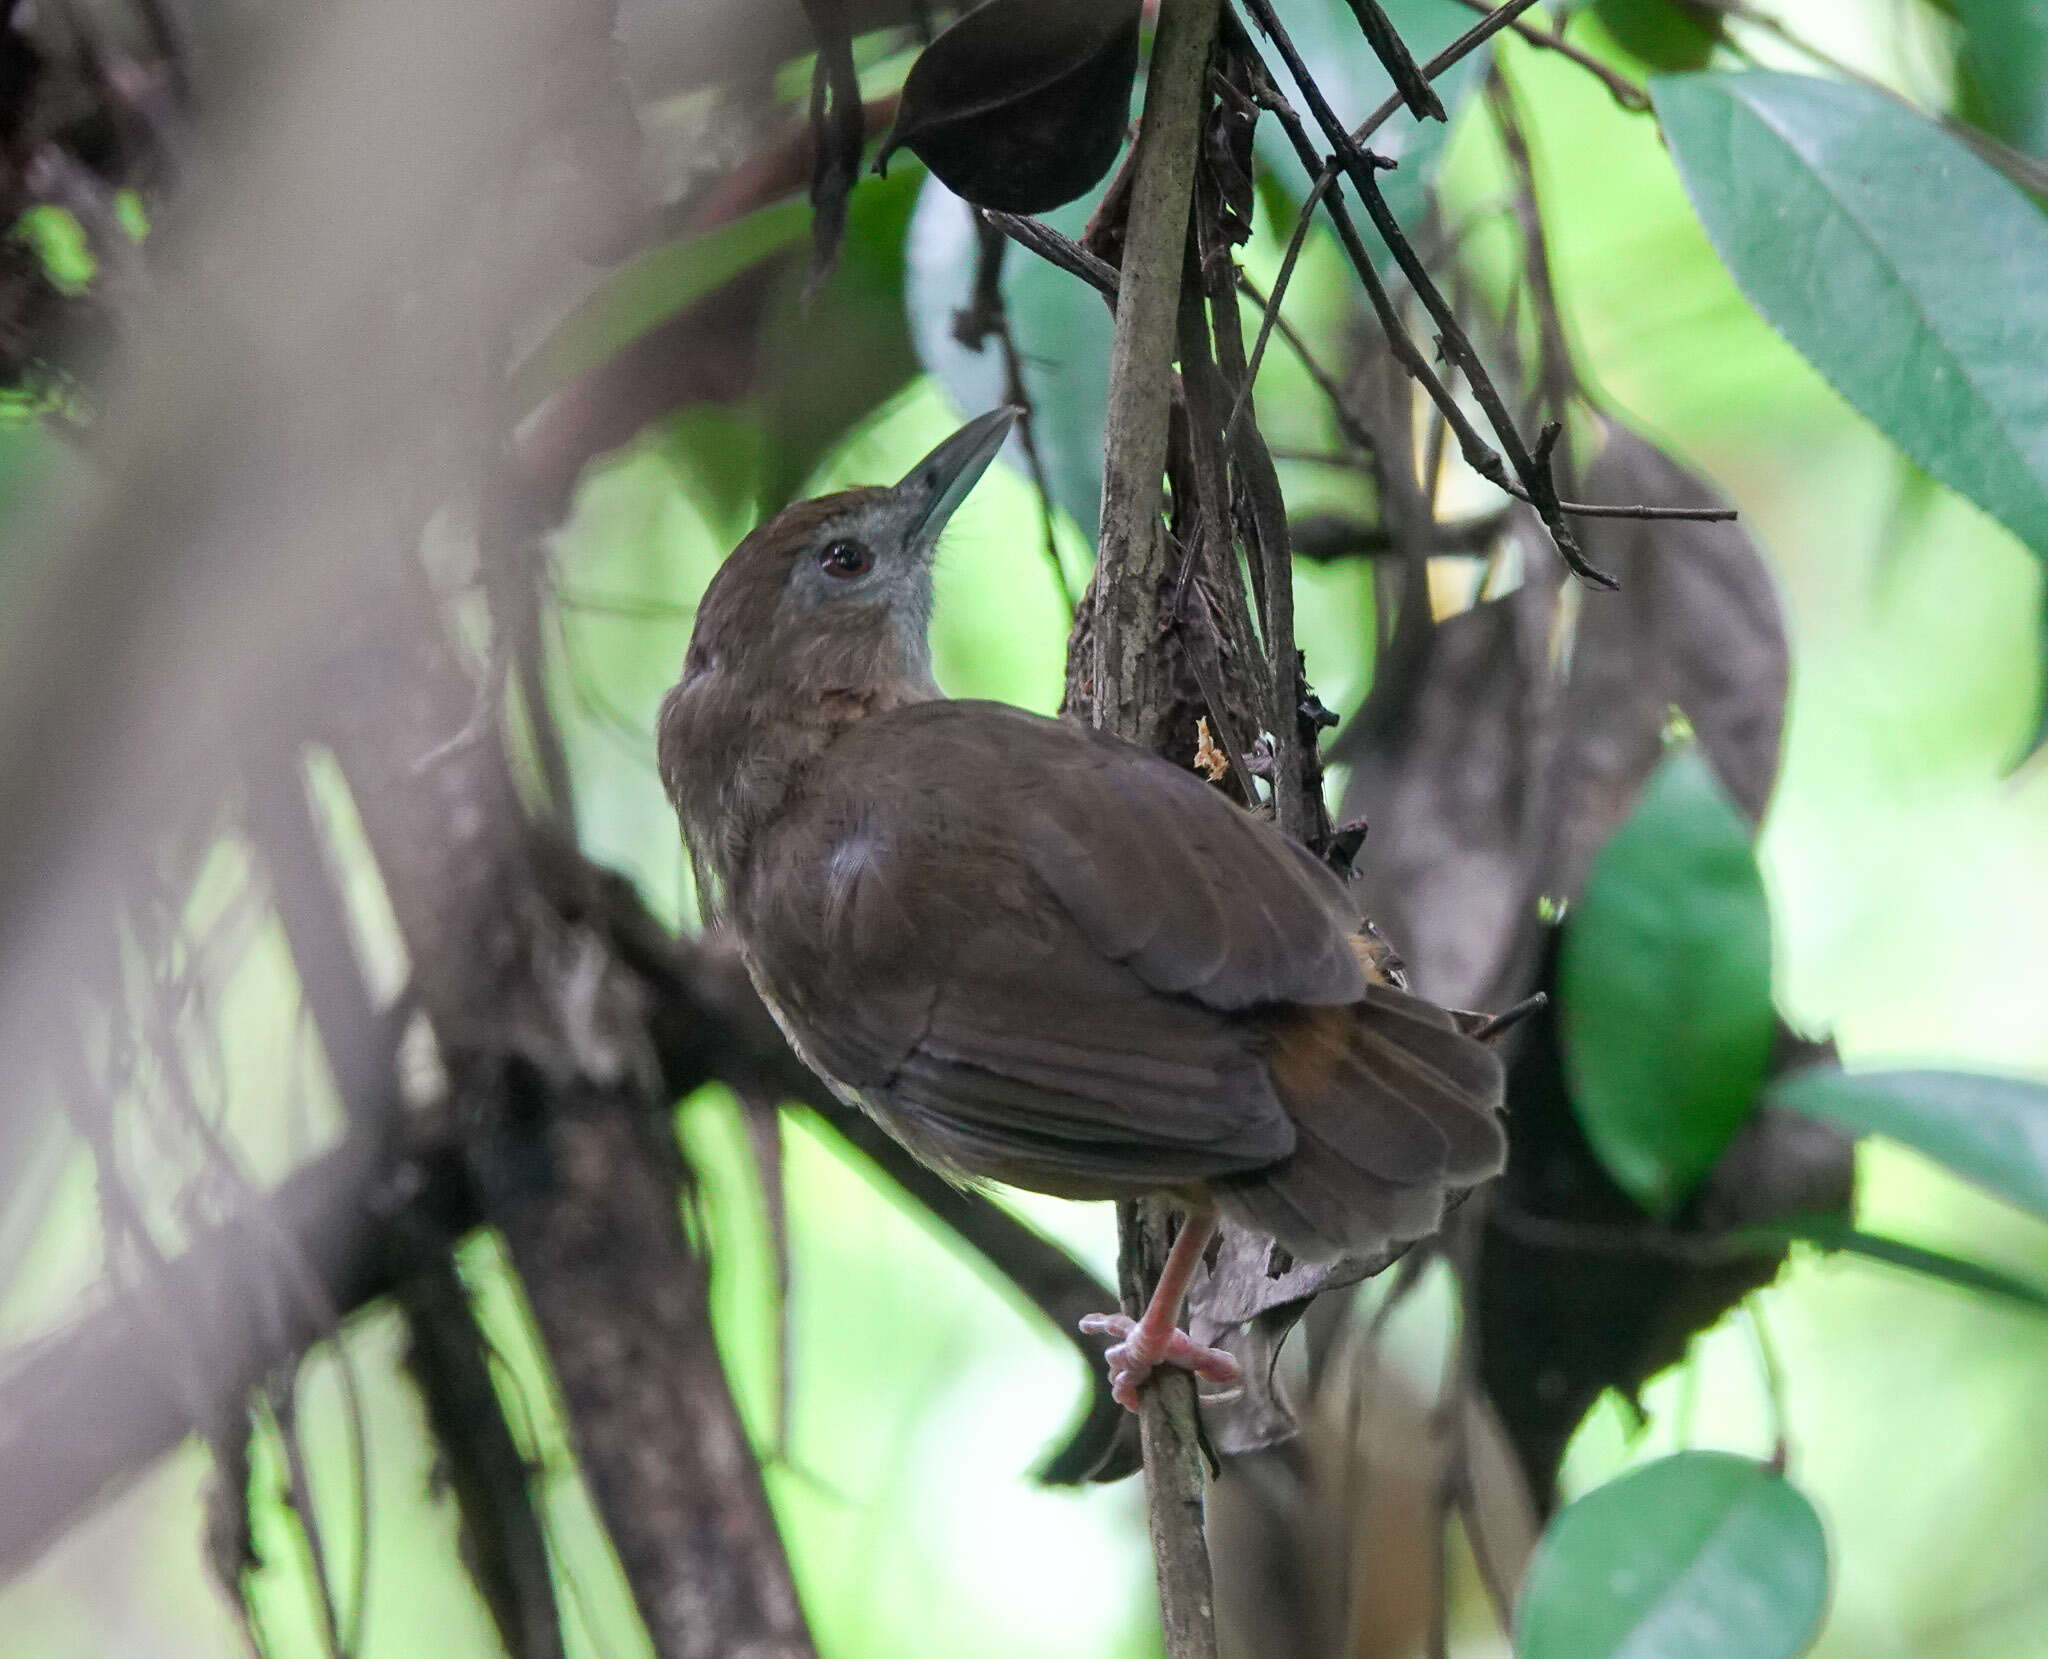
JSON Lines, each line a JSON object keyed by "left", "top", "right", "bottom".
{"left": 836, "top": 699, "right": 1371, "bottom": 1008}
{"left": 885, "top": 918, "right": 1296, "bottom": 1194}
{"left": 743, "top": 699, "right": 1390, "bottom": 1190}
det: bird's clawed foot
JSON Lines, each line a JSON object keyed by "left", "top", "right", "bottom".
{"left": 1079, "top": 1311, "right": 1243, "bottom": 1413}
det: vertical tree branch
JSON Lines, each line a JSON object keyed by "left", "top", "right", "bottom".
{"left": 393, "top": 1243, "right": 566, "bottom": 1659}
{"left": 325, "top": 612, "right": 813, "bottom": 1659}
{"left": 1079, "top": 0, "right": 1225, "bottom": 755}
{"left": 1067, "top": 0, "right": 1225, "bottom": 1654}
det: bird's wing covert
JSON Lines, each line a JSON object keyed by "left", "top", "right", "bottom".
{"left": 984, "top": 704, "right": 1369, "bottom": 1009}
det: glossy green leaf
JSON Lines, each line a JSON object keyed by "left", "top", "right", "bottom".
{"left": 1653, "top": 72, "right": 2048, "bottom": 564}
{"left": 1768, "top": 1066, "right": 2048, "bottom": 1221}
{"left": 1558, "top": 746, "right": 1775, "bottom": 1213}
{"left": 510, "top": 196, "right": 810, "bottom": 413}
{"left": 1956, "top": 0, "right": 2048, "bottom": 158}
{"left": 1516, "top": 1452, "right": 1830, "bottom": 1659}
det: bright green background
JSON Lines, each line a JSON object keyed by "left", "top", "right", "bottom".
{"left": 6, "top": 3, "right": 2048, "bottom": 1656}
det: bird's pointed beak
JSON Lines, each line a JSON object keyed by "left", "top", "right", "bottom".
{"left": 893, "top": 406, "right": 1021, "bottom": 551}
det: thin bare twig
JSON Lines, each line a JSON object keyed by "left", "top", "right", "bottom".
{"left": 1341, "top": 0, "right": 1448, "bottom": 122}
{"left": 1485, "top": 68, "right": 1580, "bottom": 412}
{"left": 984, "top": 210, "right": 1120, "bottom": 297}
{"left": 1746, "top": 1300, "right": 1792, "bottom": 1470}
{"left": 1243, "top": 0, "right": 1615, "bottom": 584}
{"left": 958, "top": 212, "right": 1074, "bottom": 613}
{"left": 1228, "top": 0, "right": 1540, "bottom": 436}
{"left": 1443, "top": 0, "right": 1651, "bottom": 112}
{"left": 1239, "top": 0, "right": 1549, "bottom": 415}
{"left": 1234, "top": 274, "right": 1379, "bottom": 457}
{"left": 1505, "top": 487, "right": 1736, "bottom": 522}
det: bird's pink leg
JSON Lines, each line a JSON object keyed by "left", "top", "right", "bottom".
{"left": 1079, "top": 1210, "right": 1242, "bottom": 1413}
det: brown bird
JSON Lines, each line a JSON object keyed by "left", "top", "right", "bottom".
{"left": 659, "top": 408, "right": 1505, "bottom": 1411}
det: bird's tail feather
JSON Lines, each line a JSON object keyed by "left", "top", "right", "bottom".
{"left": 1214, "top": 982, "right": 1506, "bottom": 1261}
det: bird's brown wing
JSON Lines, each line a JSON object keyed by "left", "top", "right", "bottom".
{"left": 737, "top": 699, "right": 1385, "bottom": 1194}
{"left": 1007, "top": 709, "right": 1371, "bottom": 1010}
{"left": 875, "top": 699, "right": 1373, "bottom": 1008}
{"left": 882, "top": 912, "right": 1297, "bottom": 1197}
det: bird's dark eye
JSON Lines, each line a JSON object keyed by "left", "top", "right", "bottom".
{"left": 818, "top": 539, "right": 873, "bottom": 579}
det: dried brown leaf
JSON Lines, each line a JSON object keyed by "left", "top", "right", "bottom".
{"left": 1342, "top": 422, "right": 1789, "bottom": 1011}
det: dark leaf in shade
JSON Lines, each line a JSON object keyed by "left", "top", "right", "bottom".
{"left": 1592, "top": 0, "right": 1723, "bottom": 73}
{"left": 1186, "top": 1221, "right": 1407, "bottom": 1456}
{"left": 1324, "top": 418, "right": 1811, "bottom": 1503}
{"left": 1340, "top": 563, "right": 1553, "bottom": 1015}
{"left": 1545, "top": 425, "right": 1788, "bottom": 898}
{"left": 878, "top": 0, "right": 1142, "bottom": 214}
{"left": 1208, "top": 427, "right": 1789, "bottom": 1448}
{"left": 1342, "top": 422, "right": 1788, "bottom": 1014}
{"left": 1477, "top": 1002, "right": 1855, "bottom": 1510}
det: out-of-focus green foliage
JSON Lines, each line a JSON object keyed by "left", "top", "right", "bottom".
{"left": 1516, "top": 1451, "right": 1830, "bottom": 1659}
{"left": 1591, "top": 0, "right": 1722, "bottom": 73}
{"left": 1772, "top": 1069, "right": 2048, "bottom": 1222}
{"left": 511, "top": 198, "right": 810, "bottom": 413}
{"left": 1956, "top": 0, "right": 2048, "bottom": 156}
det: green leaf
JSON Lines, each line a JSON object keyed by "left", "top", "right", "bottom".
{"left": 1558, "top": 746, "right": 1775, "bottom": 1213}
{"left": 1955, "top": 0, "right": 2048, "bottom": 158}
{"left": 1516, "top": 1452, "right": 1830, "bottom": 1659}
{"left": 1653, "top": 72, "right": 2048, "bottom": 565}
{"left": 510, "top": 196, "right": 811, "bottom": 413}
{"left": 1767, "top": 1066, "right": 2048, "bottom": 1221}
{"left": 1592, "top": 0, "right": 1722, "bottom": 74}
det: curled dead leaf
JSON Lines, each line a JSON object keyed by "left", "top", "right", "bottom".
{"left": 1342, "top": 421, "right": 1789, "bottom": 1012}
{"left": 878, "top": 0, "right": 1141, "bottom": 214}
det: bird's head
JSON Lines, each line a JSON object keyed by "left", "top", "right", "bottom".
{"left": 659, "top": 407, "right": 1018, "bottom": 871}
{"left": 677, "top": 405, "right": 1018, "bottom": 718}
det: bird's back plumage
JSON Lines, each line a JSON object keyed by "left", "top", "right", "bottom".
{"left": 726, "top": 698, "right": 1505, "bottom": 1260}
